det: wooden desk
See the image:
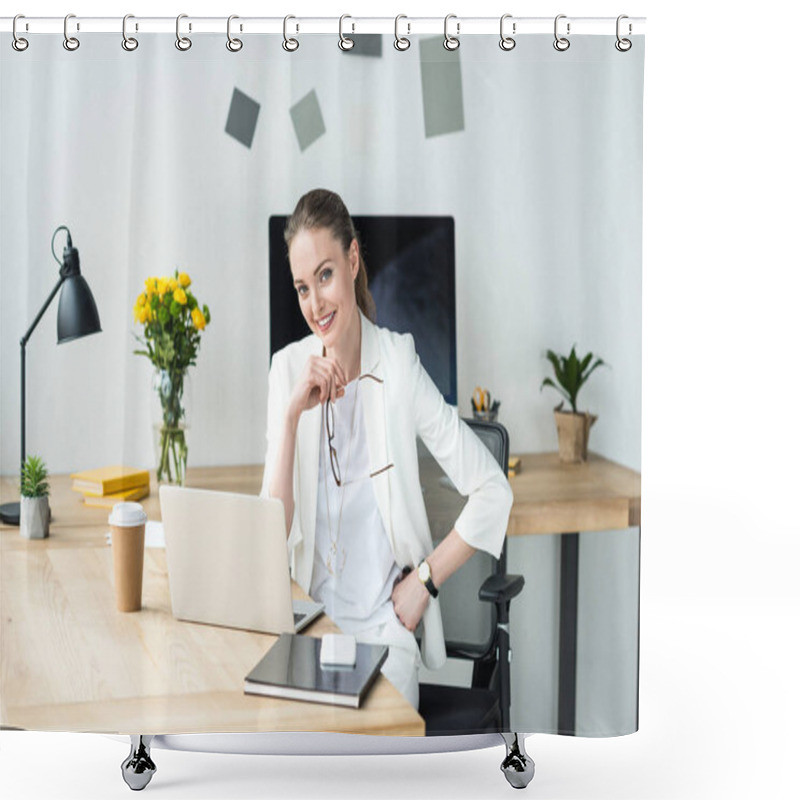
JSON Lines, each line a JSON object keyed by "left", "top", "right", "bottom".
{"left": 1, "top": 454, "right": 640, "bottom": 737}
{"left": 0, "top": 470, "right": 424, "bottom": 736}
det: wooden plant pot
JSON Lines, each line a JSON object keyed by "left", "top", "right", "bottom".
{"left": 20, "top": 496, "right": 50, "bottom": 539}
{"left": 554, "top": 410, "right": 597, "bottom": 464}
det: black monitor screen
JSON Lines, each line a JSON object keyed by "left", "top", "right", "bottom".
{"left": 269, "top": 215, "right": 457, "bottom": 405}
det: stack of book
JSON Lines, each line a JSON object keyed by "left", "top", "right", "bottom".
{"left": 70, "top": 465, "right": 151, "bottom": 509}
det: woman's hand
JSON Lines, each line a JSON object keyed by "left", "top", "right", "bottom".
{"left": 391, "top": 568, "right": 430, "bottom": 632}
{"left": 288, "top": 355, "right": 347, "bottom": 422}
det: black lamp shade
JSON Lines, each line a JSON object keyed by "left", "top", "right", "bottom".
{"left": 57, "top": 274, "right": 102, "bottom": 344}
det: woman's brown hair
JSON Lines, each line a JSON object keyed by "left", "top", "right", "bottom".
{"left": 284, "top": 188, "right": 376, "bottom": 323}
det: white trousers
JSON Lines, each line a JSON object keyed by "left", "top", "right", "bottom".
{"left": 355, "top": 615, "right": 421, "bottom": 710}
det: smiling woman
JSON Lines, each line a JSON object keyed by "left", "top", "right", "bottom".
{"left": 260, "top": 188, "right": 513, "bottom": 712}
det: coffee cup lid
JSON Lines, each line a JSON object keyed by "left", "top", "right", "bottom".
{"left": 108, "top": 502, "right": 147, "bottom": 527}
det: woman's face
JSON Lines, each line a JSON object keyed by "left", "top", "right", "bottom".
{"left": 289, "top": 226, "right": 359, "bottom": 348}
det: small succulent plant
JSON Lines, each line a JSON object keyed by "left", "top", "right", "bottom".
{"left": 20, "top": 455, "right": 50, "bottom": 498}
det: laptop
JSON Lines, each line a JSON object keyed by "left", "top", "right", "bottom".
{"left": 160, "top": 485, "right": 324, "bottom": 635}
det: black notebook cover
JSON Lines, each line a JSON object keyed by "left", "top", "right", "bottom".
{"left": 244, "top": 633, "right": 389, "bottom": 708}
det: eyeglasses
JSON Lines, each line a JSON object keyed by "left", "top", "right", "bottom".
{"left": 326, "top": 373, "right": 395, "bottom": 487}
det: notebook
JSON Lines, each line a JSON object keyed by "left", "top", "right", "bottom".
{"left": 159, "top": 486, "right": 324, "bottom": 635}
{"left": 244, "top": 633, "right": 388, "bottom": 708}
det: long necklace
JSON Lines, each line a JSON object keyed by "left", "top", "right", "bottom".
{"left": 323, "top": 380, "right": 359, "bottom": 577}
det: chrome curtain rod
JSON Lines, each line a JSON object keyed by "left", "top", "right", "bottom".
{"left": 1, "top": 15, "right": 646, "bottom": 36}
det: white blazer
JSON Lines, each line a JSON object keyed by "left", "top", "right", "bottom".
{"left": 261, "top": 310, "right": 513, "bottom": 669}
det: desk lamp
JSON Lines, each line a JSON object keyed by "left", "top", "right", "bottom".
{"left": 0, "top": 226, "right": 102, "bottom": 526}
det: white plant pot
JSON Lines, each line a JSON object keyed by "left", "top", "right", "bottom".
{"left": 20, "top": 496, "right": 50, "bottom": 539}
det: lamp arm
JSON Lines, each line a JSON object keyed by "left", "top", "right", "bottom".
{"left": 21, "top": 274, "right": 67, "bottom": 348}
{"left": 19, "top": 273, "right": 67, "bottom": 474}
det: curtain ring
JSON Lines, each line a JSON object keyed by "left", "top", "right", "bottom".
{"left": 615, "top": 15, "right": 632, "bottom": 52}
{"left": 63, "top": 13, "right": 80, "bottom": 51}
{"left": 499, "top": 14, "right": 516, "bottom": 51}
{"left": 283, "top": 15, "right": 299, "bottom": 52}
{"left": 12, "top": 15, "right": 29, "bottom": 52}
{"left": 553, "top": 14, "right": 570, "bottom": 51}
{"left": 226, "top": 15, "right": 243, "bottom": 52}
{"left": 175, "top": 14, "right": 192, "bottom": 51}
{"left": 394, "top": 14, "right": 410, "bottom": 51}
{"left": 443, "top": 14, "right": 459, "bottom": 51}
{"left": 122, "top": 14, "right": 138, "bottom": 51}
{"left": 339, "top": 14, "right": 355, "bottom": 51}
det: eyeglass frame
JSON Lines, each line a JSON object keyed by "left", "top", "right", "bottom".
{"left": 325, "top": 373, "right": 395, "bottom": 487}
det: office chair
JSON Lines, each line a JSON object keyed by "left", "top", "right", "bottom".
{"left": 416, "top": 419, "right": 525, "bottom": 735}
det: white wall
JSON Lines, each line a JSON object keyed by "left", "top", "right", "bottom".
{"left": 1, "top": 34, "right": 640, "bottom": 475}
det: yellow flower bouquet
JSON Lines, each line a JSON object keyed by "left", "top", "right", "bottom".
{"left": 133, "top": 270, "right": 210, "bottom": 485}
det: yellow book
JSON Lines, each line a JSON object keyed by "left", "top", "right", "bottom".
{"left": 508, "top": 456, "right": 521, "bottom": 475}
{"left": 82, "top": 484, "right": 151, "bottom": 509}
{"left": 70, "top": 465, "right": 150, "bottom": 497}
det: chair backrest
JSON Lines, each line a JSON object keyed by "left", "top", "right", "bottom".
{"left": 416, "top": 419, "right": 509, "bottom": 657}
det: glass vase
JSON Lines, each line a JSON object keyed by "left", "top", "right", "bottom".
{"left": 151, "top": 369, "right": 191, "bottom": 486}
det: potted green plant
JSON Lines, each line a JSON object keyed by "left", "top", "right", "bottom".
{"left": 20, "top": 454, "right": 50, "bottom": 539}
{"left": 540, "top": 346, "right": 608, "bottom": 463}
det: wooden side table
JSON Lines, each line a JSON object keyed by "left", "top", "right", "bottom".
{"left": 508, "top": 452, "right": 641, "bottom": 735}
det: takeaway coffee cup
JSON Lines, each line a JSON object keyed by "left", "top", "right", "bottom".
{"left": 108, "top": 502, "right": 147, "bottom": 612}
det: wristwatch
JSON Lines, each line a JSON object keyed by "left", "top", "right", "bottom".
{"left": 417, "top": 560, "right": 439, "bottom": 598}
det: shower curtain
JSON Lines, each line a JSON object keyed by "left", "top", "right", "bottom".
{"left": 0, "top": 26, "right": 644, "bottom": 738}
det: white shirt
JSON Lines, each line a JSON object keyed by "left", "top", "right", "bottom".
{"left": 310, "top": 379, "right": 401, "bottom": 634}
